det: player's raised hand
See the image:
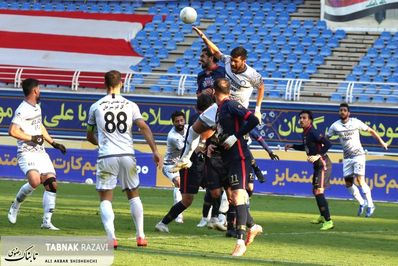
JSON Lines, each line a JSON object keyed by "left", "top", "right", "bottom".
{"left": 192, "top": 26, "right": 205, "bottom": 38}
{"left": 381, "top": 141, "right": 389, "bottom": 150}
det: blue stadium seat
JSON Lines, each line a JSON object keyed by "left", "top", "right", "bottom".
{"left": 373, "top": 39, "right": 385, "bottom": 49}
{"left": 302, "top": 36, "right": 313, "bottom": 47}
{"left": 266, "top": 62, "right": 277, "bottom": 72}
{"left": 316, "top": 20, "right": 327, "bottom": 30}
{"left": 273, "top": 54, "right": 284, "bottom": 64}
{"left": 305, "top": 64, "right": 317, "bottom": 74}
{"left": 157, "top": 48, "right": 169, "bottom": 59}
{"left": 372, "top": 95, "right": 385, "bottom": 103}
{"left": 292, "top": 63, "right": 303, "bottom": 73}
{"left": 380, "top": 48, "right": 391, "bottom": 59}
{"left": 166, "top": 40, "right": 177, "bottom": 50}
{"left": 260, "top": 52, "right": 272, "bottom": 62}
{"left": 309, "top": 28, "right": 320, "bottom": 38}
{"left": 296, "top": 28, "right": 307, "bottom": 38}
{"left": 322, "top": 29, "right": 333, "bottom": 39}
{"left": 357, "top": 95, "right": 370, "bottom": 103}
{"left": 279, "top": 63, "right": 290, "bottom": 73}
{"left": 294, "top": 45, "right": 305, "bottom": 55}
{"left": 306, "top": 46, "right": 318, "bottom": 56}
{"left": 303, "top": 20, "right": 314, "bottom": 29}
{"left": 290, "top": 19, "right": 301, "bottom": 29}
{"left": 330, "top": 93, "right": 343, "bottom": 102}
{"left": 313, "top": 55, "right": 324, "bottom": 65}
{"left": 380, "top": 31, "right": 392, "bottom": 41}
{"left": 286, "top": 54, "right": 298, "bottom": 63}
{"left": 315, "top": 37, "right": 326, "bottom": 47}
{"left": 366, "top": 66, "right": 378, "bottom": 76}
{"left": 276, "top": 36, "right": 287, "bottom": 45}
{"left": 150, "top": 86, "right": 161, "bottom": 92}
{"left": 359, "top": 56, "right": 371, "bottom": 67}
{"left": 386, "top": 97, "right": 398, "bottom": 104}
{"left": 367, "top": 48, "right": 378, "bottom": 58}
{"left": 353, "top": 66, "right": 364, "bottom": 76}
{"left": 327, "top": 37, "right": 339, "bottom": 48}
{"left": 335, "top": 29, "right": 346, "bottom": 39}
{"left": 320, "top": 46, "right": 331, "bottom": 56}
{"left": 288, "top": 36, "right": 300, "bottom": 46}
{"left": 286, "top": 3, "right": 297, "bottom": 13}
{"left": 299, "top": 54, "right": 311, "bottom": 64}
{"left": 283, "top": 27, "right": 294, "bottom": 37}
{"left": 380, "top": 68, "right": 391, "bottom": 77}
{"left": 281, "top": 44, "right": 292, "bottom": 55}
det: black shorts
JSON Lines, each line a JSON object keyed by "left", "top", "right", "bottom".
{"left": 227, "top": 158, "right": 253, "bottom": 191}
{"left": 206, "top": 155, "right": 228, "bottom": 190}
{"left": 179, "top": 153, "right": 206, "bottom": 194}
{"left": 313, "top": 155, "right": 332, "bottom": 189}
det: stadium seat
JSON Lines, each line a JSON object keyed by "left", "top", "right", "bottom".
{"left": 299, "top": 54, "right": 311, "bottom": 64}
{"left": 335, "top": 29, "right": 346, "bottom": 39}
{"left": 380, "top": 31, "right": 392, "bottom": 41}
{"left": 286, "top": 54, "right": 298, "bottom": 63}
{"left": 307, "top": 46, "right": 318, "bottom": 56}
{"left": 322, "top": 29, "right": 333, "bottom": 39}
{"left": 372, "top": 95, "right": 385, "bottom": 103}
{"left": 357, "top": 95, "right": 370, "bottom": 102}
{"left": 330, "top": 93, "right": 343, "bottom": 102}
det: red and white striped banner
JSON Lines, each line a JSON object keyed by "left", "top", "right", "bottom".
{"left": 324, "top": 0, "right": 398, "bottom": 21}
{"left": 0, "top": 10, "right": 153, "bottom": 72}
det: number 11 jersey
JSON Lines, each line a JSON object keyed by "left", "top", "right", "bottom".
{"left": 87, "top": 94, "right": 142, "bottom": 158}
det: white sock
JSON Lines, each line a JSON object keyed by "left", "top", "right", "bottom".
{"left": 347, "top": 185, "right": 365, "bottom": 205}
{"left": 173, "top": 187, "right": 182, "bottom": 204}
{"left": 129, "top": 197, "right": 145, "bottom": 238}
{"left": 14, "top": 183, "right": 35, "bottom": 208}
{"left": 43, "top": 191, "right": 56, "bottom": 223}
{"left": 100, "top": 200, "right": 116, "bottom": 240}
{"left": 361, "top": 183, "right": 374, "bottom": 208}
{"left": 219, "top": 191, "right": 229, "bottom": 213}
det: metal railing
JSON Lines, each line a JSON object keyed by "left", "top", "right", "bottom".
{"left": 1, "top": 65, "right": 398, "bottom": 103}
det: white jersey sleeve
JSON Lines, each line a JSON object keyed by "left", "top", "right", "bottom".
{"left": 164, "top": 125, "right": 187, "bottom": 164}
{"left": 354, "top": 118, "right": 369, "bottom": 131}
{"left": 12, "top": 101, "right": 44, "bottom": 153}
{"left": 87, "top": 94, "right": 142, "bottom": 158}
{"left": 198, "top": 103, "right": 217, "bottom": 128}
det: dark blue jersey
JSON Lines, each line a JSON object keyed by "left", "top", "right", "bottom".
{"left": 196, "top": 65, "right": 225, "bottom": 94}
{"left": 216, "top": 99, "right": 259, "bottom": 161}
{"left": 293, "top": 124, "right": 331, "bottom": 156}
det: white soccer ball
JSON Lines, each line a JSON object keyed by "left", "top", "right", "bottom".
{"left": 85, "top": 178, "right": 94, "bottom": 185}
{"left": 180, "top": 7, "right": 197, "bottom": 24}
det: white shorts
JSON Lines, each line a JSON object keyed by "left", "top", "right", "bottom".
{"left": 18, "top": 152, "right": 56, "bottom": 176}
{"left": 96, "top": 156, "right": 139, "bottom": 191}
{"left": 162, "top": 164, "right": 179, "bottom": 182}
{"left": 343, "top": 155, "right": 366, "bottom": 177}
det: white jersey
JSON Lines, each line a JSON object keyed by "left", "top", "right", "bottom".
{"left": 87, "top": 94, "right": 142, "bottom": 158}
{"left": 164, "top": 124, "right": 188, "bottom": 165}
{"left": 221, "top": 54, "right": 263, "bottom": 108}
{"left": 11, "top": 100, "right": 45, "bottom": 154}
{"left": 328, "top": 118, "right": 369, "bottom": 159}
{"left": 199, "top": 103, "right": 217, "bottom": 128}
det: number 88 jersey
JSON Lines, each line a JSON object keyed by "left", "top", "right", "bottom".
{"left": 87, "top": 94, "right": 142, "bottom": 158}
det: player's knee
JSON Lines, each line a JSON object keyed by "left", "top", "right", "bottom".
{"left": 344, "top": 175, "right": 354, "bottom": 187}
{"left": 182, "top": 195, "right": 193, "bottom": 207}
{"left": 210, "top": 188, "right": 221, "bottom": 199}
{"left": 313, "top": 188, "right": 324, "bottom": 195}
{"left": 43, "top": 176, "right": 57, "bottom": 193}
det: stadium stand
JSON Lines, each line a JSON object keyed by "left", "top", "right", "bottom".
{"left": 0, "top": 0, "right": 396, "bottom": 104}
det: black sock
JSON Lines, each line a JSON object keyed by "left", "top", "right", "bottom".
{"left": 315, "top": 194, "right": 331, "bottom": 221}
{"left": 227, "top": 205, "right": 236, "bottom": 230}
{"left": 202, "top": 190, "right": 212, "bottom": 217}
{"left": 162, "top": 201, "right": 187, "bottom": 224}
{"left": 235, "top": 204, "right": 247, "bottom": 240}
{"left": 211, "top": 194, "right": 221, "bottom": 218}
{"left": 246, "top": 205, "right": 254, "bottom": 228}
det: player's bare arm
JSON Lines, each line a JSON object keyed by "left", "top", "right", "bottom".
{"left": 255, "top": 82, "right": 265, "bottom": 122}
{"left": 192, "top": 26, "right": 222, "bottom": 59}
{"left": 8, "top": 123, "right": 35, "bottom": 142}
{"left": 368, "top": 127, "right": 389, "bottom": 150}
{"left": 86, "top": 124, "right": 98, "bottom": 146}
{"left": 135, "top": 118, "right": 163, "bottom": 168}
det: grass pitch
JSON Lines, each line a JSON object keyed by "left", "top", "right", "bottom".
{"left": 0, "top": 179, "right": 397, "bottom": 265}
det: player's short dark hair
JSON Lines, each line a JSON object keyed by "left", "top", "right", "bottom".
{"left": 339, "top": 102, "right": 350, "bottom": 111}
{"left": 299, "top": 110, "right": 313, "bottom": 121}
{"left": 196, "top": 94, "right": 215, "bottom": 112}
{"left": 171, "top": 110, "right": 185, "bottom": 122}
{"left": 214, "top": 78, "right": 230, "bottom": 95}
{"left": 201, "top": 47, "right": 219, "bottom": 63}
{"left": 104, "top": 70, "right": 122, "bottom": 89}
{"left": 230, "top": 46, "right": 247, "bottom": 60}
{"left": 22, "top": 78, "right": 39, "bottom": 96}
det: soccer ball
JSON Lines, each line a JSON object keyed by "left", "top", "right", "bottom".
{"left": 85, "top": 178, "right": 94, "bottom": 185}
{"left": 180, "top": 7, "right": 197, "bottom": 24}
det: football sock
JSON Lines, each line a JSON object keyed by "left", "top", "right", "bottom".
{"left": 211, "top": 195, "right": 221, "bottom": 218}
{"left": 315, "top": 194, "right": 331, "bottom": 221}
{"left": 235, "top": 204, "right": 247, "bottom": 240}
{"left": 173, "top": 187, "right": 182, "bottom": 204}
{"left": 227, "top": 205, "right": 236, "bottom": 230}
{"left": 361, "top": 182, "right": 374, "bottom": 207}
{"left": 347, "top": 184, "right": 365, "bottom": 205}
{"left": 14, "top": 183, "right": 35, "bottom": 208}
{"left": 129, "top": 197, "right": 145, "bottom": 238}
{"left": 246, "top": 205, "right": 254, "bottom": 228}
{"left": 43, "top": 191, "right": 56, "bottom": 223}
{"left": 219, "top": 191, "right": 229, "bottom": 213}
{"left": 202, "top": 190, "right": 212, "bottom": 218}
{"left": 162, "top": 201, "right": 187, "bottom": 225}
{"left": 100, "top": 200, "right": 116, "bottom": 240}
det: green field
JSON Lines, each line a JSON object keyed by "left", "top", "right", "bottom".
{"left": 0, "top": 179, "right": 397, "bottom": 266}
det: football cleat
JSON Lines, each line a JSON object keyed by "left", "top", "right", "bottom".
{"left": 320, "top": 220, "right": 334, "bottom": 231}
{"left": 245, "top": 224, "right": 263, "bottom": 246}
{"left": 357, "top": 203, "right": 367, "bottom": 216}
{"left": 170, "top": 157, "right": 192, "bottom": 173}
{"left": 155, "top": 222, "right": 169, "bottom": 233}
{"left": 226, "top": 229, "right": 237, "bottom": 238}
{"left": 197, "top": 217, "right": 208, "bottom": 228}
{"left": 231, "top": 241, "right": 246, "bottom": 257}
{"left": 8, "top": 202, "right": 19, "bottom": 224}
{"left": 207, "top": 217, "right": 219, "bottom": 229}
{"left": 136, "top": 237, "right": 148, "bottom": 247}
{"left": 310, "top": 216, "right": 325, "bottom": 224}
{"left": 175, "top": 214, "right": 184, "bottom": 224}
{"left": 113, "top": 239, "right": 118, "bottom": 250}
{"left": 365, "top": 206, "right": 376, "bottom": 218}
{"left": 41, "top": 222, "right": 60, "bottom": 230}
